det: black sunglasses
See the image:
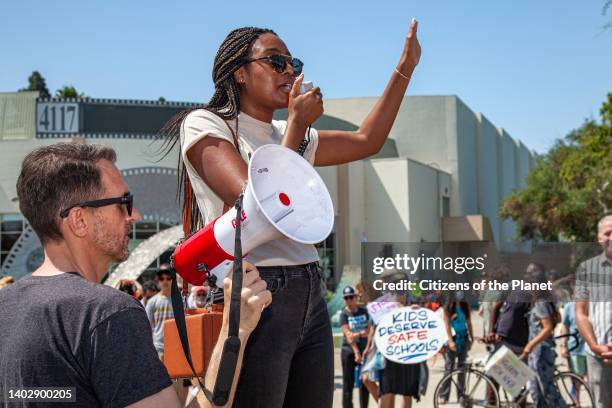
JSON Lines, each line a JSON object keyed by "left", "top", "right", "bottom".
{"left": 60, "top": 193, "right": 133, "bottom": 218}
{"left": 344, "top": 295, "right": 356, "bottom": 300}
{"left": 245, "top": 54, "right": 303, "bottom": 76}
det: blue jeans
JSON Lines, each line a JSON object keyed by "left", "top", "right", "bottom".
{"left": 233, "top": 263, "right": 334, "bottom": 408}
{"left": 528, "top": 344, "right": 567, "bottom": 408}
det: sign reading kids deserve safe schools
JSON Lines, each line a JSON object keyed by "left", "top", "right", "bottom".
{"left": 374, "top": 306, "right": 447, "bottom": 364}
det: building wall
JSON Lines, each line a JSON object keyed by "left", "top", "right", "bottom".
{"left": 406, "top": 159, "right": 443, "bottom": 242}
{"left": 364, "top": 159, "right": 410, "bottom": 242}
{"left": 497, "top": 128, "right": 518, "bottom": 248}
{"left": 476, "top": 113, "right": 502, "bottom": 244}
{"left": 325, "top": 95, "right": 537, "bottom": 251}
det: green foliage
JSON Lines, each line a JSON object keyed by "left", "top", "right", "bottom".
{"left": 19, "top": 71, "right": 50, "bottom": 99}
{"left": 55, "top": 86, "right": 86, "bottom": 99}
{"left": 500, "top": 93, "right": 612, "bottom": 242}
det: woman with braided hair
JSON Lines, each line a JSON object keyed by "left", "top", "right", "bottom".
{"left": 162, "top": 20, "right": 421, "bottom": 407}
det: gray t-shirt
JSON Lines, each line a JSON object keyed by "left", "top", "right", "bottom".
{"left": 145, "top": 293, "right": 174, "bottom": 353}
{"left": 0, "top": 272, "right": 171, "bottom": 407}
{"left": 529, "top": 301, "right": 556, "bottom": 347}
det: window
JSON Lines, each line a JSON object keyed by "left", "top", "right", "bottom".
{"left": 442, "top": 197, "right": 450, "bottom": 217}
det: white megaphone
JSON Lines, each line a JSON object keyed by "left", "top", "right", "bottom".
{"left": 172, "top": 144, "right": 334, "bottom": 286}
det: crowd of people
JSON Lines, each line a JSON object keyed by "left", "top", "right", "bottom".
{"left": 336, "top": 214, "right": 611, "bottom": 408}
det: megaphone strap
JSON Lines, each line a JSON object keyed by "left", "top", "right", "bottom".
{"left": 170, "top": 194, "right": 245, "bottom": 406}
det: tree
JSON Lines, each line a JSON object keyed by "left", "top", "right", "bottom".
{"left": 55, "top": 86, "right": 86, "bottom": 99}
{"left": 19, "top": 71, "right": 50, "bottom": 99}
{"left": 500, "top": 93, "right": 612, "bottom": 242}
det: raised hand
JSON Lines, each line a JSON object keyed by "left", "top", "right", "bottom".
{"left": 397, "top": 18, "right": 421, "bottom": 78}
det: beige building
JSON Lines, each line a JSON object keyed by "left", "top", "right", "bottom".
{"left": 0, "top": 91, "right": 536, "bottom": 287}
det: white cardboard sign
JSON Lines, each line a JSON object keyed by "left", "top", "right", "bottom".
{"left": 484, "top": 345, "right": 536, "bottom": 398}
{"left": 367, "top": 294, "right": 402, "bottom": 325}
{"left": 374, "top": 306, "right": 447, "bottom": 364}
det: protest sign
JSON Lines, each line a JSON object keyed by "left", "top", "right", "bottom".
{"left": 484, "top": 345, "right": 535, "bottom": 398}
{"left": 367, "top": 294, "right": 402, "bottom": 325}
{"left": 374, "top": 306, "right": 447, "bottom": 364}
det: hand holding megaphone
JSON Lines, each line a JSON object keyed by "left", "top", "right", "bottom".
{"left": 222, "top": 261, "right": 272, "bottom": 336}
{"left": 288, "top": 74, "right": 323, "bottom": 128}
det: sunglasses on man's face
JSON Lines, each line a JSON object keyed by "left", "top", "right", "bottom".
{"left": 246, "top": 54, "right": 304, "bottom": 76}
{"left": 60, "top": 193, "right": 133, "bottom": 218}
{"left": 344, "top": 295, "right": 356, "bottom": 301}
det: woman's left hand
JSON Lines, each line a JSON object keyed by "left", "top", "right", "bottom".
{"left": 396, "top": 18, "right": 421, "bottom": 78}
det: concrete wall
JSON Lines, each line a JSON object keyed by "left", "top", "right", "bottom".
{"left": 0, "top": 137, "right": 180, "bottom": 215}
{"left": 364, "top": 159, "right": 410, "bottom": 242}
{"left": 497, "top": 129, "right": 518, "bottom": 248}
{"left": 0, "top": 92, "right": 37, "bottom": 140}
{"left": 406, "top": 160, "right": 442, "bottom": 242}
{"left": 516, "top": 140, "right": 532, "bottom": 189}
{"left": 454, "top": 98, "right": 479, "bottom": 216}
{"left": 476, "top": 113, "right": 502, "bottom": 244}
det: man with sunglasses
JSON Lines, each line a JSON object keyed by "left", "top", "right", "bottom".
{"left": 0, "top": 143, "right": 271, "bottom": 407}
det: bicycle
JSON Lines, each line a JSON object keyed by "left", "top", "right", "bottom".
{"left": 432, "top": 333, "right": 595, "bottom": 407}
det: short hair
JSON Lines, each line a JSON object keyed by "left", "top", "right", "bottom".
{"left": 598, "top": 215, "right": 612, "bottom": 233}
{"left": 142, "top": 281, "right": 159, "bottom": 292}
{"left": 16, "top": 143, "right": 117, "bottom": 243}
{"left": 156, "top": 264, "right": 172, "bottom": 279}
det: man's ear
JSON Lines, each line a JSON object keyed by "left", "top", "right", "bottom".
{"left": 63, "top": 208, "right": 89, "bottom": 238}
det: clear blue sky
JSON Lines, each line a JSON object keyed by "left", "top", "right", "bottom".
{"left": 2, "top": 0, "right": 611, "bottom": 153}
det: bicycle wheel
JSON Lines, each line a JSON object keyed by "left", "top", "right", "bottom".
{"left": 433, "top": 367, "right": 501, "bottom": 408}
{"left": 554, "top": 371, "right": 595, "bottom": 408}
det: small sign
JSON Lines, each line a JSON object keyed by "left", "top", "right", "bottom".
{"left": 484, "top": 345, "right": 535, "bottom": 398}
{"left": 36, "top": 102, "right": 80, "bottom": 134}
{"left": 367, "top": 294, "right": 401, "bottom": 325}
{"left": 374, "top": 306, "right": 447, "bottom": 364}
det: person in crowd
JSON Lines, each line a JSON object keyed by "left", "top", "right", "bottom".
{"left": 361, "top": 319, "right": 380, "bottom": 405}
{"left": 485, "top": 266, "right": 531, "bottom": 405}
{"left": 560, "top": 299, "right": 588, "bottom": 404}
{"left": 118, "top": 278, "right": 138, "bottom": 299}
{"left": 190, "top": 285, "right": 208, "bottom": 308}
{"left": 141, "top": 280, "right": 159, "bottom": 307}
{"left": 340, "top": 286, "right": 371, "bottom": 408}
{"left": 438, "top": 293, "right": 473, "bottom": 405}
{"left": 378, "top": 294, "right": 422, "bottom": 408}
{"left": 575, "top": 215, "right": 612, "bottom": 408}
{"left": 0, "top": 143, "right": 270, "bottom": 407}
{"left": 0, "top": 275, "right": 15, "bottom": 289}
{"left": 520, "top": 264, "right": 566, "bottom": 408}
{"left": 145, "top": 264, "right": 175, "bottom": 359}
{"left": 161, "top": 17, "right": 421, "bottom": 407}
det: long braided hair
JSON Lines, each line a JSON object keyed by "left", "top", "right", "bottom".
{"left": 160, "top": 27, "right": 276, "bottom": 235}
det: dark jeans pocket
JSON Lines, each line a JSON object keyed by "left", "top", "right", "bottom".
{"left": 263, "top": 275, "right": 286, "bottom": 295}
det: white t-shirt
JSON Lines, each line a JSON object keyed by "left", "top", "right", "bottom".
{"left": 180, "top": 109, "right": 320, "bottom": 266}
